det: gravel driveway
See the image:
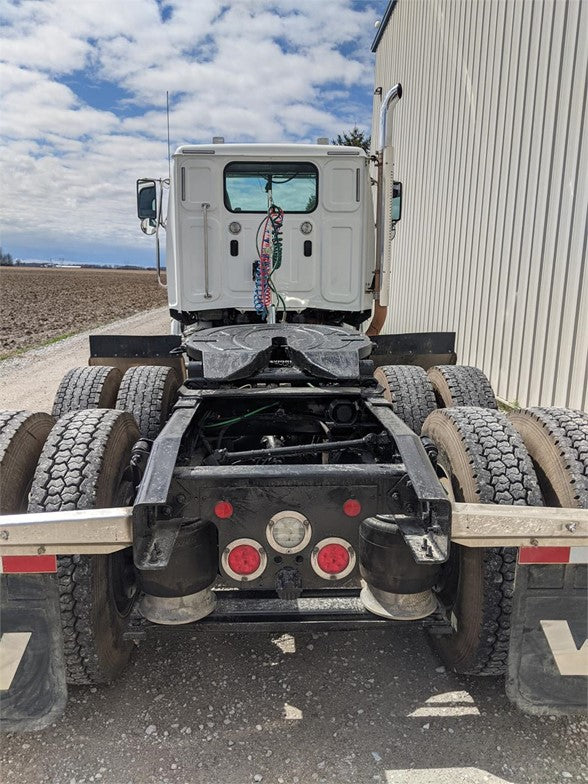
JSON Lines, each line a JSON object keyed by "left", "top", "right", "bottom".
{"left": 0, "top": 307, "right": 170, "bottom": 412}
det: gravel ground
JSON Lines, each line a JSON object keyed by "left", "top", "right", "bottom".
{"left": 2, "top": 627, "right": 587, "bottom": 784}
{"left": 1, "top": 311, "right": 586, "bottom": 783}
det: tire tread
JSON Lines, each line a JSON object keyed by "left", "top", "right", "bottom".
{"left": 374, "top": 365, "right": 436, "bottom": 433}
{"left": 52, "top": 366, "right": 122, "bottom": 418}
{"left": 423, "top": 407, "right": 541, "bottom": 675}
{"left": 428, "top": 365, "right": 497, "bottom": 409}
{"left": 116, "top": 366, "right": 178, "bottom": 439}
{"left": 510, "top": 407, "right": 588, "bottom": 508}
{"left": 0, "top": 411, "right": 33, "bottom": 463}
{"left": 29, "top": 409, "right": 135, "bottom": 684}
{"left": 0, "top": 410, "right": 54, "bottom": 513}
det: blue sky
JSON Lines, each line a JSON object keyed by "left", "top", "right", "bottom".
{"left": 0, "top": 0, "right": 387, "bottom": 267}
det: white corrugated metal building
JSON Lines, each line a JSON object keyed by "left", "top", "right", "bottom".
{"left": 371, "top": 0, "right": 587, "bottom": 410}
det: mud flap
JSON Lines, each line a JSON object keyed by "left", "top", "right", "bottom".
{"left": 506, "top": 563, "right": 588, "bottom": 715}
{"left": 0, "top": 574, "right": 67, "bottom": 731}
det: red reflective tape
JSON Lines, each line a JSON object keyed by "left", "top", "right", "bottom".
{"left": 1, "top": 555, "right": 58, "bottom": 573}
{"left": 518, "top": 546, "right": 570, "bottom": 565}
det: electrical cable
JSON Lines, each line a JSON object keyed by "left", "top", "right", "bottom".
{"left": 267, "top": 205, "right": 286, "bottom": 319}
{"left": 253, "top": 202, "right": 285, "bottom": 320}
{"left": 203, "top": 403, "right": 278, "bottom": 429}
{"left": 269, "top": 173, "right": 299, "bottom": 185}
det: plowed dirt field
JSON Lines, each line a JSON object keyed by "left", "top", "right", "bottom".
{"left": 0, "top": 266, "right": 167, "bottom": 357}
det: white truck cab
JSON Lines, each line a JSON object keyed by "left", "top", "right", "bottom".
{"left": 138, "top": 143, "right": 382, "bottom": 331}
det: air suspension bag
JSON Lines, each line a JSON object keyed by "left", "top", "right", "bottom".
{"left": 359, "top": 517, "right": 440, "bottom": 620}
{"left": 139, "top": 521, "right": 218, "bottom": 624}
{"left": 359, "top": 517, "right": 440, "bottom": 593}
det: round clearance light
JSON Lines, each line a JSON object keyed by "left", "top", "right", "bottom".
{"left": 222, "top": 538, "right": 267, "bottom": 581}
{"left": 343, "top": 499, "right": 362, "bottom": 517}
{"left": 267, "top": 510, "right": 311, "bottom": 554}
{"left": 214, "top": 500, "right": 233, "bottom": 519}
{"left": 300, "top": 221, "right": 313, "bottom": 235}
{"left": 311, "top": 537, "right": 356, "bottom": 580}
{"left": 228, "top": 221, "right": 242, "bottom": 235}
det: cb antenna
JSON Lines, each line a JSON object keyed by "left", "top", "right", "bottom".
{"left": 166, "top": 91, "right": 171, "bottom": 180}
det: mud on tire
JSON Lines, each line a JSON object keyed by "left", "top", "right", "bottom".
{"left": 52, "top": 366, "right": 122, "bottom": 418}
{"left": 116, "top": 365, "right": 179, "bottom": 439}
{"left": 373, "top": 365, "right": 436, "bottom": 434}
{"left": 28, "top": 409, "right": 140, "bottom": 685}
{"left": 422, "top": 407, "right": 542, "bottom": 675}
{"left": 427, "top": 365, "right": 497, "bottom": 409}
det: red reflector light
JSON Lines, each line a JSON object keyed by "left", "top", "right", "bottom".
{"left": 311, "top": 538, "right": 356, "bottom": 580}
{"left": 214, "top": 500, "right": 233, "bottom": 519}
{"left": 227, "top": 544, "right": 261, "bottom": 575}
{"left": 1, "top": 555, "right": 57, "bottom": 574}
{"left": 519, "top": 546, "right": 570, "bottom": 564}
{"left": 343, "top": 499, "right": 361, "bottom": 517}
{"left": 317, "top": 543, "right": 350, "bottom": 574}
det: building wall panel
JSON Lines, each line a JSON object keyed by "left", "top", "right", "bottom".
{"left": 372, "top": 0, "right": 587, "bottom": 409}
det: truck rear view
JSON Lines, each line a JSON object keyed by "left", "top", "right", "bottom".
{"left": 1, "top": 88, "right": 587, "bottom": 729}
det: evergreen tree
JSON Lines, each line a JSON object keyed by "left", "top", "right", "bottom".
{"left": 332, "top": 126, "right": 371, "bottom": 153}
{"left": 0, "top": 248, "right": 14, "bottom": 266}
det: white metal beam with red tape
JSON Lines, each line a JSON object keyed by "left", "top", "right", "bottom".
{"left": 0, "top": 504, "right": 587, "bottom": 573}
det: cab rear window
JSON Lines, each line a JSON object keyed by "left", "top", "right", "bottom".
{"left": 224, "top": 162, "right": 318, "bottom": 213}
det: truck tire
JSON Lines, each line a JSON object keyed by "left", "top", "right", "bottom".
{"left": 28, "top": 409, "right": 140, "bottom": 685}
{"left": 0, "top": 411, "right": 54, "bottom": 513}
{"left": 52, "top": 366, "right": 122, "bottom": 418}
{"left": 422, "top": 407, "right": 542, "bottom": 675}
{"left": 373, "top": 365, "right": 436, "bottom": 434}
{"left": 116, "top": 365, "right": 179, "bottom": 439}
{"left": 509, "top": 407, "right": 588, "bottom": 508}
{"left": 427, "top": 365, "right": 497, "bottom": 409}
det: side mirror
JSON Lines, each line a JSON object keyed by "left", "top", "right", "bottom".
{"left": 137, "top": 179, "right": 157, "bottom": 220}
{"left": 140, "top": 218, "right": 157, "bottom": 235}
{"left": 391, "top": 181, "right": 402, "bottom": 223}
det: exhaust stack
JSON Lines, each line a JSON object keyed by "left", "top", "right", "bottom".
{"left": 367, "top": 83, "right": 402, "bottom": 336}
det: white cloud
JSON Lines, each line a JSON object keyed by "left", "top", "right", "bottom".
{"left": 0, "top": 0, "right": 381, "bottom": 260}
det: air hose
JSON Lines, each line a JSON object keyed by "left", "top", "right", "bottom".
{"left": 254, "top": 204, "right": 285, "bottom": 319}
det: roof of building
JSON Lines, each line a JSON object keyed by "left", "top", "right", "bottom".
{"left": 371, "top": 0, "right": 397, "bottom": 52}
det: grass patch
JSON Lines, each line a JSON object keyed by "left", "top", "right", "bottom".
{"left": 497, "top": 397, "right": 521, "bottom": 412}
{"left": 0, "top": 331, "right": 77, "bottom": 361}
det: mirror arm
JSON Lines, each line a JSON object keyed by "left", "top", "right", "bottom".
{"left": 155, "top": 180, "right": 167, "bottom": 289}
{"left": 160, "top": 178, "right": 169, "bottom": 230}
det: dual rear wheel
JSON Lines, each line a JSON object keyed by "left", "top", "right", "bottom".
{"left": 372, "top": 362, "right": 587, "bottom": 675}
{"left": 423, "top": 407, "right": 540, "bottom": 674}
{"left": 374, "top": 363, "right": 497, "bottom": 433}
{"left": 0, "top": 364, "right": 180, "bottom": 685}
{"left": 423, "top": 405, "right": 587, "bottom": 675}
{"left": 0, "top": 409, "right": 138, "bottom": 683}
{"left": 52, "top": 364, "right": 179, "bottom": 439}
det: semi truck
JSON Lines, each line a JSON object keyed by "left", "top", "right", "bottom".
{"left": 1, "top": 86, "right": 587, "bottom": 730}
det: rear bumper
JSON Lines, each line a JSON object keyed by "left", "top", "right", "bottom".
{"left": 1, "top": 502, "right": 587, "bottom": 557}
